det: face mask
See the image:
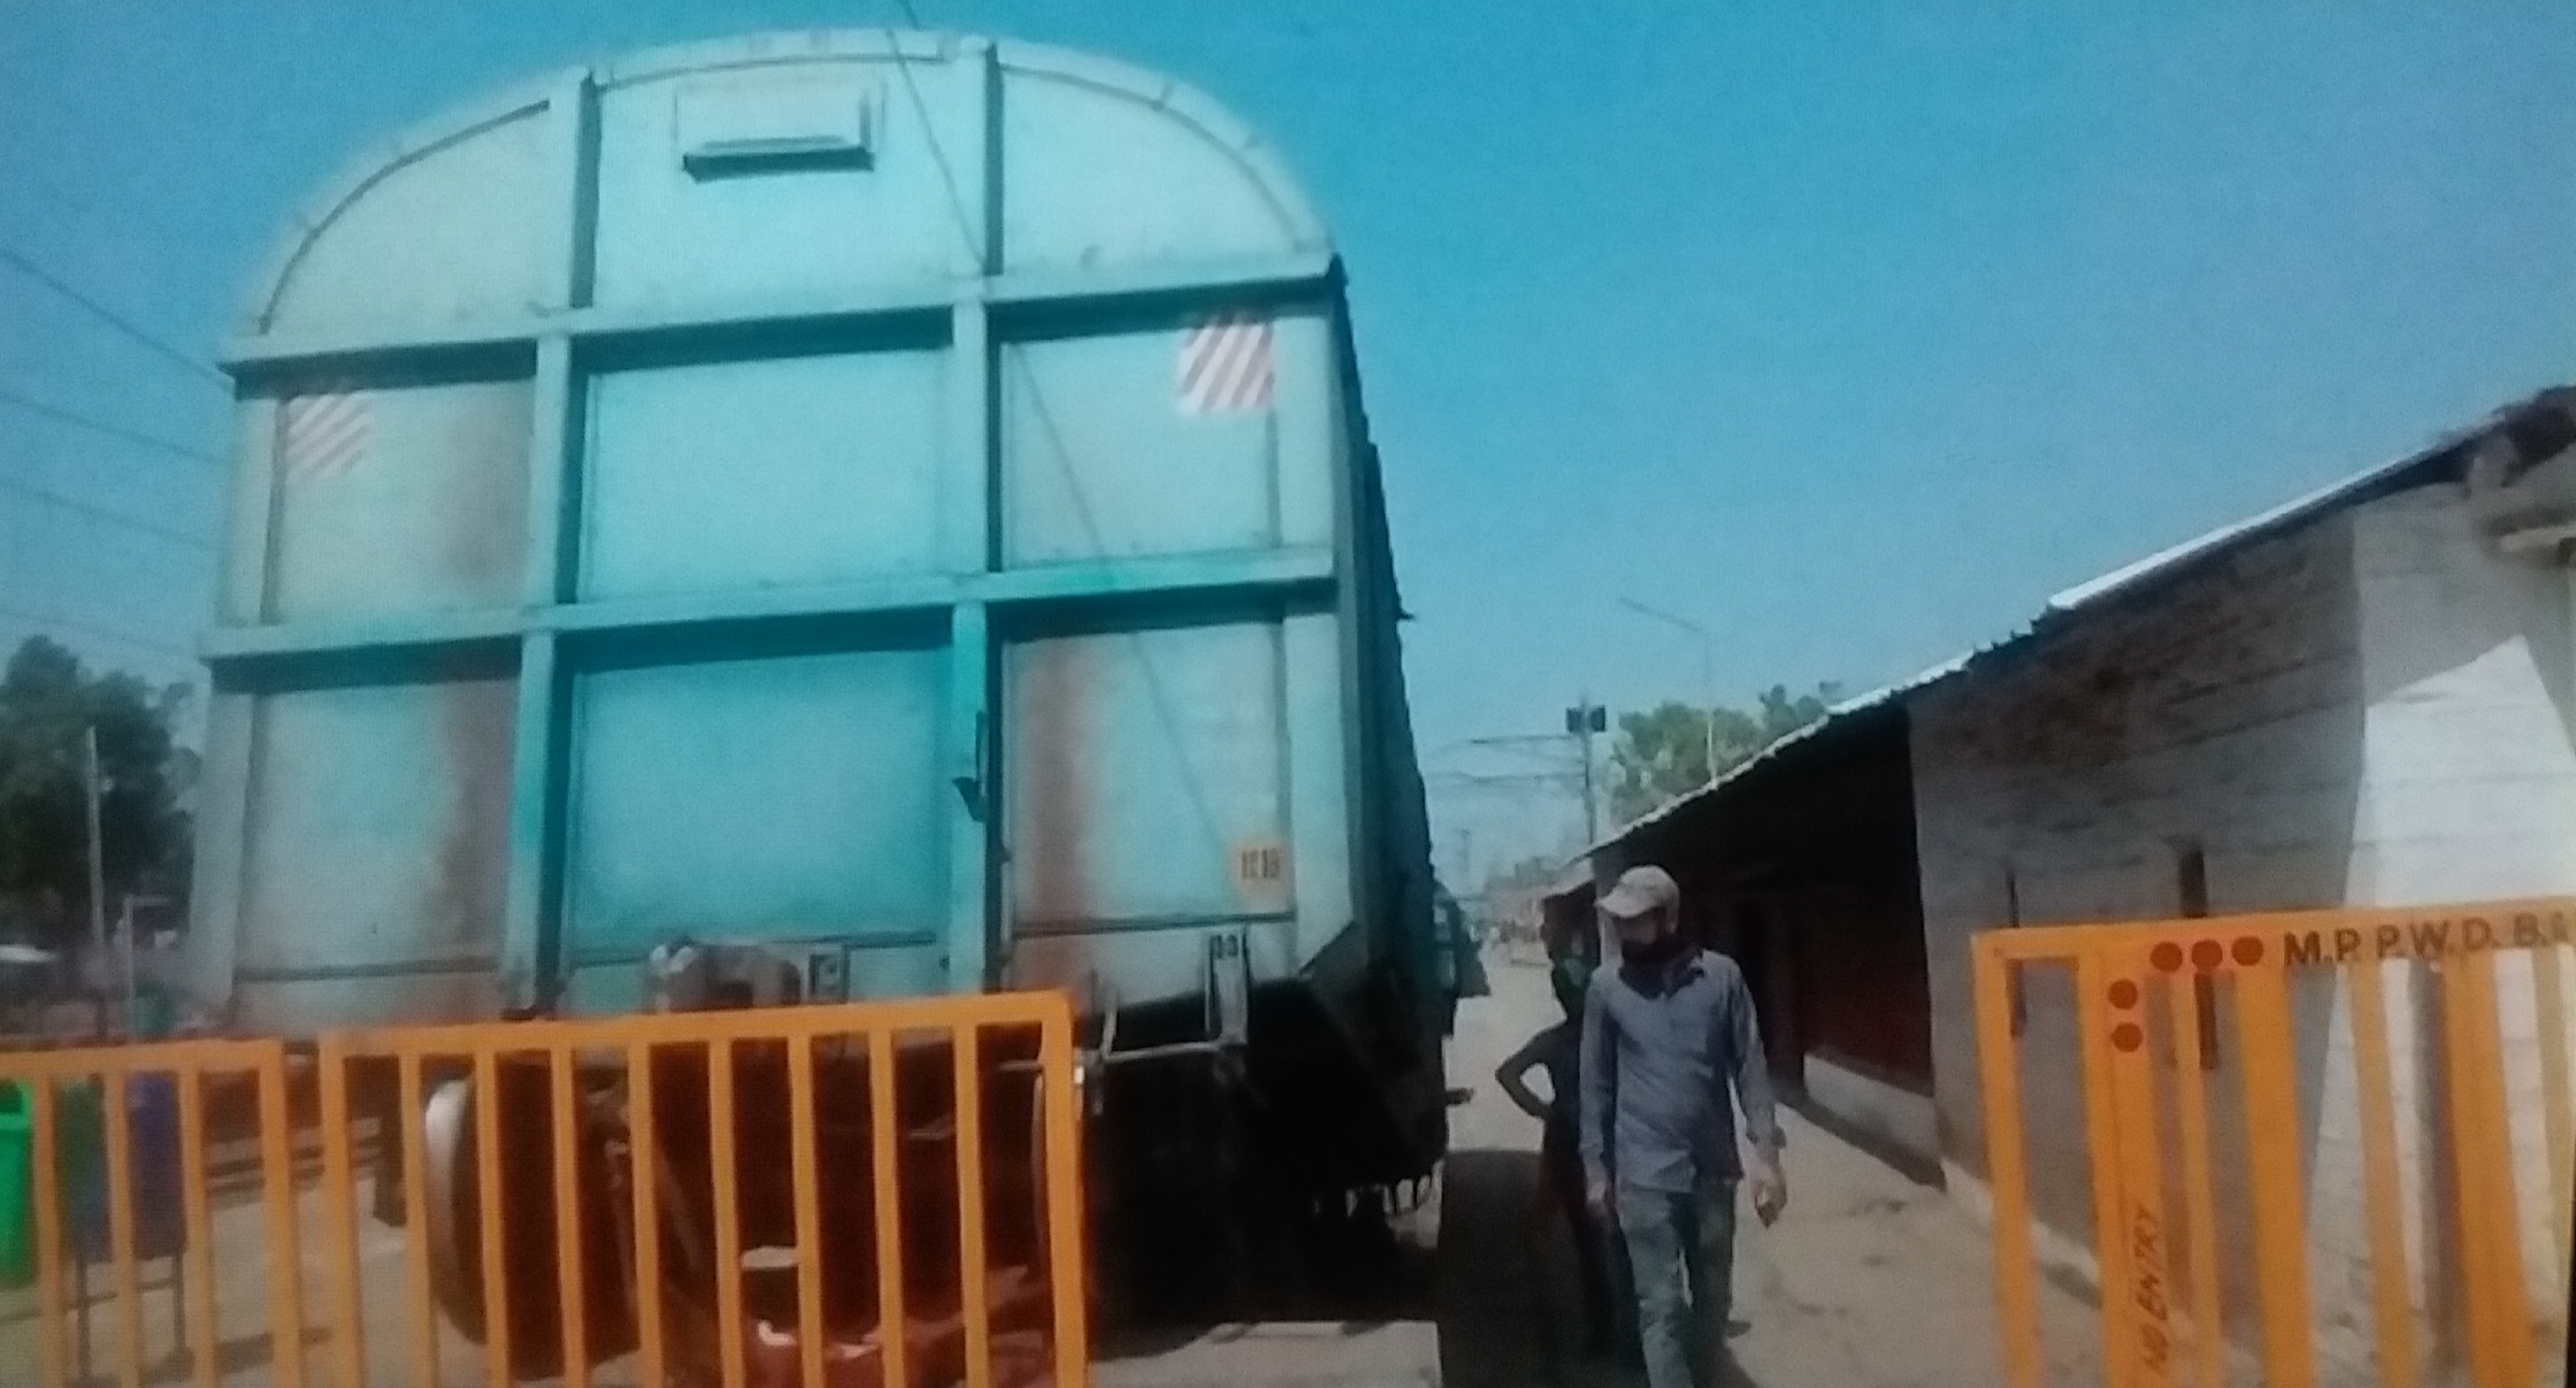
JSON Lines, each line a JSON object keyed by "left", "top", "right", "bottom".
{"left": 1620, "top": 930, "right": 1683, "bottom": 969}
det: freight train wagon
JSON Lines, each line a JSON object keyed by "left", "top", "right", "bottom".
{"left": 179, "top": 27, "right": 1453, "bottom": 1326}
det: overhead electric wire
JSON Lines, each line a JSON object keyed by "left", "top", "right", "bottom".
{"left": 0, "top": 474, "right": 211, "bottom": 550}
{"left": 0, "top": 384, "right": 224, "bottom": 466}
{"left": 1428, "top": 774, "right": 1583, "bottom": 793}
{"left": 0, "top": 601, "right": 192, "bottom": 658}
{"left": 1, "top": 160, "right": 242, "bottom": 248}
{"left": 0, "top": 243, "right": 229, "bottom": 390}
{"left": 881, "top": 0, "right": 1239, "bottom": 870}
{"left": 879, "top": 0, "right": 980, "bottom": 258}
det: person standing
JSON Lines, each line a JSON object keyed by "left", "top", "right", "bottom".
{"left": 1578, "top": 864, "right": 1787, "bottom": 1388}
{"left": 1493, "top": 953, "right": 1623, "bottom": 1355}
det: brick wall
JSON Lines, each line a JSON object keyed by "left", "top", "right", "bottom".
{"left": 1913, "top": 505, "right": 2365, "bottom": 1214}
{"left": 1910, "top": 478, "right": 2576, "bottom": 1366}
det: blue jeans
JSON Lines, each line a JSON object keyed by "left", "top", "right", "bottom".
{"left": 1615, "top": 1177, "right": 1739, "bottom": 1388}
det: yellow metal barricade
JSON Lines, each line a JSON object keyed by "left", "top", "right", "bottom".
{"left": 0, "top": 991, "right": 1090, "bottom": 1388}
{"left": 0, "top": 1037, "right": 305, "bottom": 1388}
{"left": 1974, "top": 899, "right": 2576, "bottom": 1388}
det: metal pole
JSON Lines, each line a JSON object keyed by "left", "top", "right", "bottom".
{"left": 83, "top": 726, "right": 107, "bottom": 972}
{"left": 74, "top": 1246, "right": 91, "bottom": 1385}
{"left": 2561, "top": 561, "right": 2575, "bottom": 1388}
{"left": 1698, "top": 641, "right": 1716, "bottom": 784}
{"left": 118, "top": 896, "right": 136, "bottom": 1039}
{"left": 1576, "top": 701, "right": 1598, "bottom": 844}
{"left": 1618, "top": 598, "right": 1719, "bottom": 783}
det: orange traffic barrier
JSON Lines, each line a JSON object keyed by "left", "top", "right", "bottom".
{"left": 0, "top": 990, "right": 1091, "bottom": 1388}
{"left": 0, "top": 1038, "right": 303, "bottom": 1388}
{"left": 1973, "top": 899, "right": 2576, "bottom": 1388}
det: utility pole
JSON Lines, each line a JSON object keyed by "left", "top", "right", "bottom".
{"left": 83, "top": 725, "right": 107, "bottom": 968}
{"left": 1565, "top": 699, "right": 1606, "bottom": 843}
{"left": 117, "top": 896, "right": 136, "bottom": 1039}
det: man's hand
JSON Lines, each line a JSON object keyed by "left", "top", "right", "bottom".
{"left": 1586, "top": 1177, "right": 1611, "bottom": 1216}
{"left": 1749, "top": 1159, "right": 1787, "bottom": 1227}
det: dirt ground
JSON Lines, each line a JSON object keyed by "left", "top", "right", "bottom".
{"left": 1100, "top": 946, "right": 2104, "bottom": 1388}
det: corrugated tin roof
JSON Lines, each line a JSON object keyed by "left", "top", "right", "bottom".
{"left": 1583, "top": 384, "right": 2572, "bottom": 858}
{"left": 1538, "top": 863, "right": 1596, "bottom": 905}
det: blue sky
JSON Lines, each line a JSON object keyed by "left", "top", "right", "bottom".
{"left": 2, "top": 2, "right": 2571, "bottom": 872}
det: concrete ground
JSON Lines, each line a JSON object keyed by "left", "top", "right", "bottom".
{"left": 0, "top": 947, "right": 2103, "bottom": 1387}
{"left": 0, "top": 1157, "right": 481, "bottom": 1388}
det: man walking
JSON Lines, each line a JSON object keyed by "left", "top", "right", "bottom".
{"left": 1578, "top": 864, "right": 1787, "bottom": 1388}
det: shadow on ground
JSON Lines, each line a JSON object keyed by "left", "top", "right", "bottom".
{"left": 60, "top": 1326, "right": 331, "bottom": 1388}
{"left": 1438, "top": 1146, "right": 1769, "bottom": 1388}
{"left": 1092, "top": 1140, "right": 1780, "bottom": 1385}
{"left": 1435, "top": 1147, "right": 1550, "bottom": 1388}
{"left": 1778, "top": 1093, "right": 1943, "bottom": 1191}
{"left": 1093, "top": 1177, "right": 1439, "bottom": 1364}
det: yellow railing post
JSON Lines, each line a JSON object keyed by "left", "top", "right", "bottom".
{"left": 707, "top": 1038, "right": 748, "bottom": 1388}
{"left": 101, "top": 1067, "right": 142, "bottom": 1388}
{"left": 2346, "top": 959, "right": 2419, "bottom": 1388}
{"left": 316, "top": 1037, "right": 365, "bottom": 1388}
{"left": 2161, "top": 956, "right": 2223, "bottom": 1388}
{"left": 2442, "top": 952, "right": 2533, "bottom": 1388}
{"left": 2233, "top": 949, "right": 2317, "bottom": 1388}
{"left": 1971, "top": 939, "right": 2041, "bottom": 1388}
{"left": 1974, "top": 901, "right": 2576, "bottom": 1388}
{"left": 787, "top": 1034, "right": 827, "bottom": 1388}
{"left": 870, "top": 1026, "right": 913, "bottom": 1388}
{"left": 256, "top": 1046, "right": 308, "bottom": 1388}
{"left": 173, "top": 1068, "right": 217, "bottom": 1388}
{"left": 395, "top": 1054, "right": 440, "bottom": 1388}
{"left": 2098, "top": 950, "right": 2176, "bottom": 1388}
{"left": 2533, "top": 946, "right": 2575, "bottom": 1319}
{"left": 548, "top": 1044, "right": 591, "bottom": 1388}
{"left": 0, "top": 990, "right": 1094, "bottom": 1388}
{"left": 472, "top": 1047, "right": 512, "bottom": 1388}
{"left": 625, "top": 1039, "right": 667, "bottom": 1388}
{"left": 1040, "top": 1001, "right": 1092, "bottom": 1388}
{"left": 27, "top": 1077, "right": 65, "bottom": 1388}
{"left": 2074, "top": 954, "right": 2137, "bottom": 1388}
{"left": 954, "top": 1023, "right": 993, "bottom": 1388}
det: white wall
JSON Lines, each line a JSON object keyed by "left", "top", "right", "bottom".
{"left": 2349, "top": 487, "right": 2576, "bottom": 905}
{"left": 1909, "top": 479, "right": 2576, "bottom": 1369}
{"left": 2334, "top": 487, "right": 2576, "bottom": 1350}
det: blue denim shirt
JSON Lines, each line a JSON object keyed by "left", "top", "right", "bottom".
{"left": 1578, "top": 948, "right": 1782, "bottom": 1193}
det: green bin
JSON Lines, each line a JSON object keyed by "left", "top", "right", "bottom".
{"left": 0, "top": 1082, "right": 28, "bottom": 1289}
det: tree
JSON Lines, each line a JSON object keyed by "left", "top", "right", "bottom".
{"left": 1757, "top": 682, "right": 1844, "bottom": 742}
{"left": 1606, "top": 702, "right": 1759, "bottom": 824}
{"left": 0, "top": 637, "right": 195, "bottom": 947}
{"left": 1605, "top": 682, "right": 1845, "bottom": 825}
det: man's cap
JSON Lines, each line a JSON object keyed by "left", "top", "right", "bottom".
{"left": 1598, "top": 864, "right": 1679, "bottom": 922}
